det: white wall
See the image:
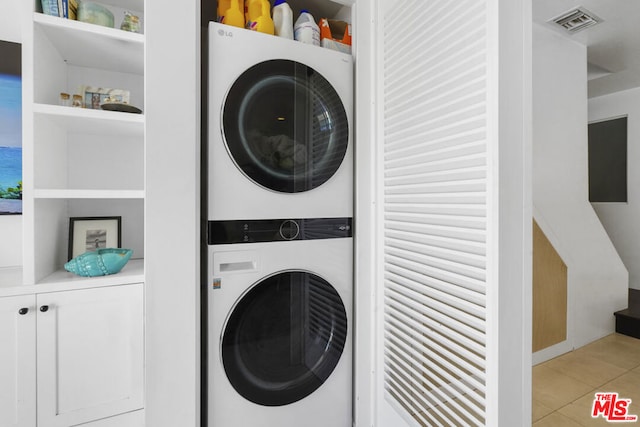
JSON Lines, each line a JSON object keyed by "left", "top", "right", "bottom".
{"left": 589, "top": 87, "right": 640, "bottom": 290}
{"left": 0, "top": 0, "right": 23, "bottom": 268}
{"left": 0, "top": 0, "right": 21, "bottom": 44}
{"left": 533, "top": 24, "right": 628, "bottom": 359}
{"left": 145, "top": 1, "right": 201, "bottom": 425}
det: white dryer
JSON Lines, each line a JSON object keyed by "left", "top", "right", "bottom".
{"left": 207, "top": 220, "right": 352, "bottom": 427}
{"left": 208, "top": 21, "right": 353, "bottom": 221}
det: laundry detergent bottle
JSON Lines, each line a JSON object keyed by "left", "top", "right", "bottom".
{"left": 293, "top": 9, "right": 320, "bottom": 45}
{"left": 244, "top": 0, "right": 259, "bottom": 24}
{"left": 272, "top": 0, "right": 293, "bottom": 39}
{"left": 222, "top": 0, "right": 244, "bottom": 28}
{"left": 216, "top": 0, "right": 229, "bottom": 22}
{"left": 246, "top": 0, "right": 274, "bottom": 34}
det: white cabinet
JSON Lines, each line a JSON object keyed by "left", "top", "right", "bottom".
{"left": 37, "top": 284, "right": 144, "bottom": 427}
{"left": 0, "top": 295, "right": 36, "bottom": 427}
{"left": 0, "top": 283, "right": 143, "bottom": 427}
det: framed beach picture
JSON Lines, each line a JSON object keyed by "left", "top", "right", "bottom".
{"left": 0, "top": 40, "right": 22, "bottom": 215}
{"left": 68, "top": 216, "right": 122, "bottom": 260}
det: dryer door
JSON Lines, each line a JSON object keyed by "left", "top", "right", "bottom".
{"left": 222, "top": 60, "right": 349, "bottom": 193}
{"left": 221, "top": 271, "right": 347, "bottom": 406}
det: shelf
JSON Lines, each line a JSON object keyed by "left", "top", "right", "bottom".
{"left": 39, "top": 258, "right": 144, "bottom": 286}
{"left": 34, "top": 103, "right": 144, "bottom": 136}
{"left": 98, "top": 0, "right": 144, "bottom": 11}
{"left": 34, "top": 189, "right": 145, "bottom": 199}
{"left": 0, "top": 260, "right": 144, "bottom": 297}
{"left": 34, "top": 12, "right": 144, "bottom": 75}
{"left": 287, "top": 0, "right": 353, "bottom": 20}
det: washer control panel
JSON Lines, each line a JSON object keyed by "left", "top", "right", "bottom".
{"left": 208, "top": 217, "right": 352, "bottom": 244}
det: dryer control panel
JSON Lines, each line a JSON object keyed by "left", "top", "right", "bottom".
{"left": 208, "top": 217, "right": 352, "bottom": 244}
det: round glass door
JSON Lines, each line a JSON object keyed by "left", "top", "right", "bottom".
{"left": 222, "top": 60, "right": 349, "bottom": 193}
{"left": 221, "top": 271, "right": 348, "bottom": 406}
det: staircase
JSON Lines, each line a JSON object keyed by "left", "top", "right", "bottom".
{"left": 614, "top": 289, "right": 640, "bottom": 339}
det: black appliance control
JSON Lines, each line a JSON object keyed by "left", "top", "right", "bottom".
{"left": 208, "top": 217, "right": 352, "bottom": 245}
{"left": 279, "top": 220, "right": 300, "bottom": 241}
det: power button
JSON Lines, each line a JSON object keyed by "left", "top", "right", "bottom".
{"left": 279, "top": 220, "right": 300, "bottom": 240}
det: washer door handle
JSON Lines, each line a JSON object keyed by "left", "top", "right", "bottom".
{"left": 220, "top": 261, "right": 257, "bottom": 272}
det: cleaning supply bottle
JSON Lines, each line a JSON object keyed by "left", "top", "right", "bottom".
{"left": 244, "top": 0, "right": 260, "bottom": 24}
{"left": 272, "top": 0, "right": 293, "bottom": 39}
{"left": 217, "top": 0, "right": 229, "bottom": 22}
{"left": 246, "top": 0, "right": 274, "bottom": 34}
{"left": 293, "top": 9, "right": 320, "bottom": 45}
{"left": 221, "top": 0, "right": 244, "bottom": 28}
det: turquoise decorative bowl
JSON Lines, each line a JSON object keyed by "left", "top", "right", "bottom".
{"left": 77, "top": 1, "right": 115, "bottom": 28}
{"left": 65, "top": 248, "right": 133, "bottom": 277}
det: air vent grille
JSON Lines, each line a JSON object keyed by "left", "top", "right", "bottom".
{"left": 551, "top": 7, "right": 602, "bottom": 33}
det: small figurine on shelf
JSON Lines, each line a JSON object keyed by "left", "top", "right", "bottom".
{"left": 120, "top": 11, "right": 140, "bottom": 33}
{"left": 64, "top": 248, "right": 133, "bottom": 277}
{"left": 59, "top": 92, "right": 71, "bottom": 107}
{"left": 72, "top": 94, "right": 83, "bottom": 108}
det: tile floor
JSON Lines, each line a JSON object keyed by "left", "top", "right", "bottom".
{"left": 533, "top": 333, "right": 640, "bottom": 426}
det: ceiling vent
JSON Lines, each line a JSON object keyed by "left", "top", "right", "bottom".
{"left": 550, "top": 7, "right": 602, "bottom": 34}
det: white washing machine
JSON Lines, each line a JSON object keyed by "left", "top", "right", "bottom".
{"left": 207, "top": 220, "right": 352, "bottom": 427}
{"left": 208, "top": 21, "right": 353, "bottom": 221}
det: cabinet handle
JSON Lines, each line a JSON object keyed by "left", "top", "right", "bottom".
{"left": 18, "top": 307, "right": 29, "bottom": 315}
{"left": 39, "top": 305, "right": 49, "bottom": 313}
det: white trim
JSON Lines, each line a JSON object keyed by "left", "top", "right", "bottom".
{"left": 353, "top": 0, "right": 378, "bottom": 425}
{"left": 532, "top": 339, "right": 573, "bottom": 365}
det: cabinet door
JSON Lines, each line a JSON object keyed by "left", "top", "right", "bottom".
{"left": 0, "top": 295, "right": 36, "bottom": 427}
{"left": 37, "top": 284, "right": 143, "bottom": 427}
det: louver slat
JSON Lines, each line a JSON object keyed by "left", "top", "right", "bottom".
{"left": 385, "top": 322, "right": 485, "bottom": 414}
{"left": 382, "top": 0, "right": 488, "bottom": 424}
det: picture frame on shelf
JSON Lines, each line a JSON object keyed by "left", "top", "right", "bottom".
{"left": 68, "top": 216, "right": 122, "bottom": 260}
{"left": 81, "top": 86, "right": 130, "bottom": 109}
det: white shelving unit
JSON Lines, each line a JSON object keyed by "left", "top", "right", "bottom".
{"left": 33, "top": 13, "right": 144, "bottom": 74}
{"left": 0, "top": 3, "right": 148, "bottom": 425}
{"left": 23, "top": 0, "right": 145, "bottom": 286}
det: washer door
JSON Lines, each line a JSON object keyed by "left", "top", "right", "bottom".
{"left": 221, "top": 271, "right": 348, "bottom": 406}
{"left": 222, "top": 60, "right": 349, "bottom": 193}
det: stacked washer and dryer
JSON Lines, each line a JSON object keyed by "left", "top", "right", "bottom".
{"left": 207, "top": 21, "right": 353, "bottom": 427}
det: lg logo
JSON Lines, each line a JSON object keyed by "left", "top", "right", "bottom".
{"left": 218, "top": 29, "right": 233, "bottom": 37}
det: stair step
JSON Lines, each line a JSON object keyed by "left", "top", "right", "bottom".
{"left": 615, "top": 289, "right": 640, "bottom": 339}
{"left": 615, "top": 309, "right": 640, "bottom": 339}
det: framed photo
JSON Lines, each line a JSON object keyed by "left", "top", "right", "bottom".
{"left": 68, "top": 216, "right": 121, "bottom": 260}
{"left": 81, "top": 86, "right": 130, "bottom": 109}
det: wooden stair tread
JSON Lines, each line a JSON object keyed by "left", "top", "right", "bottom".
{"left": 614, "top": 289, "right": 640, "bottom": 339}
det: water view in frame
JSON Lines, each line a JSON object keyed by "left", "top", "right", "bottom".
{"left": 0, "top": 40, "right": 22, "bottom": 214}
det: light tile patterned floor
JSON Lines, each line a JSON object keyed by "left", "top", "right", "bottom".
{"left": 533, "top": 334, "right": 640, "bottom": 426}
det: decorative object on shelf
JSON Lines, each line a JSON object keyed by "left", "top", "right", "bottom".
{"left": 81, "top": 86, "right": 130, "bottom": 109}
{"left": 64, "top": 248, "right": 133, "bottom": 277}
{"left": 59, "top": 92, "right": 71, "bottom": 106}
{"left": 77, "top": 1, "right": 114, "bottom": 28}
{"left": 101, "top": 101, "right": 142, "bottom": 114}
{"left": 59, "top": 0, "right": 69, "bottom": 18}
{"left": 72, "top": 94, "right": 83, "bottom": 107}
{"left": 40, "top": 0, "right": 60, "bottom": 17}
{"left": 68, "top": 216, "right": 122, "bottom": 260}
{"left": 120, "top": 11, "right": 140, "bottom": 33}
{"left": 68, "top": 0, "right": 79, "bottom": 20}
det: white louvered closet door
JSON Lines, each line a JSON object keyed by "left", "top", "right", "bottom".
{"left": 376, "top": 0, "right": 492, "bottom": 425}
